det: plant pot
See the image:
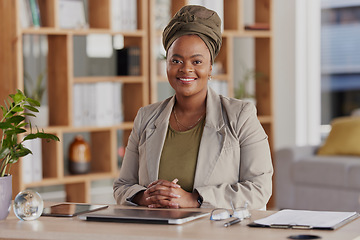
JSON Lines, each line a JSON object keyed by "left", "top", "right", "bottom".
{"left": 26, "top": 105, "right": 49, "bottom": 127}
{"left": 0, "top": 174, "right": 12, "bottom": 220}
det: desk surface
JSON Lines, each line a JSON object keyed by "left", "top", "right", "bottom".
{"left": 1, "top": 203, "right": 360, "bottom": 240}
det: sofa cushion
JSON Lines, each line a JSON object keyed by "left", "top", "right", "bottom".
{"left": 292, "top": 156, "right": 360, "bottom": 188}
{"left": 317, "top": 116, "right": 360, "bottom": 156}
{"left": 348, "top": 165, "right": 360, "bottom": 190}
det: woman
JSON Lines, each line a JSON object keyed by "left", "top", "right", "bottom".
{"left": 113, "top": 5, "right": 273, "bottom": 209}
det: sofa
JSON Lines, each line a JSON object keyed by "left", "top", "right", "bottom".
{"left": 275, "top": 115, "right": 360, "bottom": 212}
{"left": 275, "top": 145, "right": 360, "bottom": 212}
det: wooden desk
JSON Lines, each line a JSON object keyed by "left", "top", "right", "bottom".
{"left": 1, "top": 204, "right": 360, "bottom": 240}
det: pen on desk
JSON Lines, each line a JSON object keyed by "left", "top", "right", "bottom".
{"left": 224, "top": 218, "right": 241, "bottom": 227}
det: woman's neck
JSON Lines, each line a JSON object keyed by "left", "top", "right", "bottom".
{"left": 174, "top": 92, "right": 207, "bottom": 114}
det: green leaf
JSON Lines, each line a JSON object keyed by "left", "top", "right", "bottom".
{"left": 5, "top": 128, "right": 27, "bottom": 135}
{"left": 15, "top": 148, "right": 32, "bottom": 158}
{"left": 17, "top": 122, "right": 28, "bottom": 128}
{"left": 24, "top": 105, "right": 39, "bottom": 112}
{"left": 8, "top": 115, "right": 25, "bottom": 125}
{"left": 11, "top": 92, "right": 26, "bottom": 104}
{"left": 25, "top": 98, "right": 40, "bottom": 107}
{"left": 23, "top": 112, "right": 36, "bottom": 118}
{"left": 0, "top": 122, "right": 13, "bottom": 129}
{"left": 11, "top": 106, "right": 23, "bottom": 112}
{"left": 0, "top": 148, "right": 11, "bottom": 159}
{"left": 24, "top": 132, "right": 59, "bottom": 142}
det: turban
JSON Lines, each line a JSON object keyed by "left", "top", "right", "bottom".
{"left": 162, "top": 5, "right": 222, "bottom": 64}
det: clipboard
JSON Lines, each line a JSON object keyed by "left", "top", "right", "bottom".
{"left": 248, "top": 209, "right": 359, "bottom": 230}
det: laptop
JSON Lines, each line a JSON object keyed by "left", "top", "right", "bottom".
{"left": 78, "top": 207, "right": 209, "bottom": 225}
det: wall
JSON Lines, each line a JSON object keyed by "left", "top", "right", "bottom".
{"left": 273, "top": 0, "right": 297, "bottom": 150}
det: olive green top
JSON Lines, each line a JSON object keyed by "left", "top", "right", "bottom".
{"left": 158, "top": 117, "right": 205, "bottom": 192}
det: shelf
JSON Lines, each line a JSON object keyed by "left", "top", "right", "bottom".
{"left": 258, "top": 115, "right": 273, "bottom": 124}
{"left": 24, "top": 172, "right": 116, "bottom": 188}
{"left": 74, "top": 76, "right": 145, "bottom": 84}
{"left": 28, "top": 122, "right": 134, "bottom": 133}
{"left": 21, "top": 27, "right": 146, "bottom": 36}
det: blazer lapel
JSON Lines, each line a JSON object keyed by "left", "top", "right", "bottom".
{"left": 146, "top": 96, "right": 175, "bottom": 182}
{"left": 194, "top": 88, "right": 226, "bottom": 188}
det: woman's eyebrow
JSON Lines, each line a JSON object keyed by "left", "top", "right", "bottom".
{"left": 170, "top": 53, "right": 204, "bottom": 58}
{"left": 190, "top": 54, "right": 204, "bottom": 58}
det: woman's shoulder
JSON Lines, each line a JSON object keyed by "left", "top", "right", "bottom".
{"left": 136, "top": 97, "right": 173, "bottom": 124}
{"left": 141, "top": 98, "right": 171, "bottom": 113}
{"left": 218, "top": 95, "right": 257, "bottom": 115}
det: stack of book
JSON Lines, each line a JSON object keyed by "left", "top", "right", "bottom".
{"left": 116, "top": 46, "right": 141, "bottom": 76}
{"left": 111, "top": 0, "right": 137, "bottom": 31}
{"left": 19, "top": 0, "right": 41, "bottom": 28}
{"left": 73, "top": 82, "right": 123, "bottom": 127}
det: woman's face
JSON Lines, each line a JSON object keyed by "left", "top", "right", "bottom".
{"left": 166, "top": 35, "right": 212, "bottom": 99}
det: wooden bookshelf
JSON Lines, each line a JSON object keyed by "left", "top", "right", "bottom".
{"left": 0, "top": 0, "right": 149, "bottom": 202}
{"left": 148, "top": 0, "right": 275, "bottom": 208}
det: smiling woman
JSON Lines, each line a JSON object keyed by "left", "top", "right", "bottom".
{"left": 113, "top": 5, "right": 273, "bottom": 210}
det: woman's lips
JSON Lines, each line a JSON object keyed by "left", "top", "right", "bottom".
{"left": 178, "top": 77, "right": 196, "bottom": 84}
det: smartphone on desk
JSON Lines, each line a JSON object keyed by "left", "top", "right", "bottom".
{"left": 42, "top": 203, "right": 108, "bottom": 217}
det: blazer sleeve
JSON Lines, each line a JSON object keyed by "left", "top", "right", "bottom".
{"left": 113, "top": 108, "right": 146, "bottom": 205}
{"left": 195, "top": 102, "right": 273, "bottom": 210}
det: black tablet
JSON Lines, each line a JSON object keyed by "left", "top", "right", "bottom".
{"left": 42, "top": 203, "right": 108, "bottom": 217}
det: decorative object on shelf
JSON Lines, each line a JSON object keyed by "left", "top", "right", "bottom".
{"left": 234, "top": 65, "right": 264, "bottom": 105}
{"left": 24, "top": 70, "right": 48, "bottom": 127}
{"left": 0, "top": 89, "right": 60, "bottom": 220}
{"left": 68, "top": 135, "right": 91, "bottom": 175}
{"left": 13, "top": 189, "right": 44, "bottom": 221}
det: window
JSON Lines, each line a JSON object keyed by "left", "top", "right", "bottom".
{"left": 321, "top": 0, "right": 360, "bottom": 124}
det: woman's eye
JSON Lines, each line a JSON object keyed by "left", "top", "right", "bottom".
{"left": 194, "top": 60, "right": 202, "bottom": 64}
{"left": 172, "top": 59, "right": 182, "bottom": 64}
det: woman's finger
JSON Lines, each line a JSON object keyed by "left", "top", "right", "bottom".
{"left": 147, "top": 179, "right": 181, "bottom": 189}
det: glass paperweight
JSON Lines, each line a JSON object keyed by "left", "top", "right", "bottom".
{"left": 13, "top": 190, "right": 44, "bottom": 221}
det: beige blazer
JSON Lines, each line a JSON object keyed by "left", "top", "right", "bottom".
{"left": 113, "top": 87, "right": 273, "bottom": 209}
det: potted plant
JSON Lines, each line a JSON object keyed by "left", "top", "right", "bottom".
{"left": 24, "top": 70, "right": 48, "bottom": 127}
{"left": 234, "top": 66, "right": 264, "bottom": 105}
{"left": 0, "top": 89, "right": 59, "bottom": 220}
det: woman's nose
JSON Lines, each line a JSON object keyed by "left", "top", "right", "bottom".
{"left": 179, "top": 61, "right": 193, "bottom": 72}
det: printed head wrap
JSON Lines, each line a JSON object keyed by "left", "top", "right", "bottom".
{"left": 162, "top": 5, "right": 222, "bottom": 64}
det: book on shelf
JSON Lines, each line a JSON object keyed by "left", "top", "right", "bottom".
{"left": 116, "top": 46, "right": 141, "bottom": 76}
{"left": 58, "top": 0, "right": 87, "bottom": 29}
{"left": 111, "top": 0, "right": 137, "bottom": 31}
{"left": 245, "top": 23, "right": 270, "bottom": 31}
{"left": 73, "top": 82, "right": 123, "bottom": 127}
{"left": 28, "top": 0, "right": 41, "bottom": 27}
{"left": 19, "top": 0, "right": 33, "bottom": 28}
{"left": 154, "top": 0, "right": 171, "bottom": 31}
{"left": 22, "top": 138, "right": 43, "bottom": 184}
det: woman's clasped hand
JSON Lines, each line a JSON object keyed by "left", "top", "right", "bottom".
{"left": 135, "top": 179, "right": 200, "bottom": 208}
